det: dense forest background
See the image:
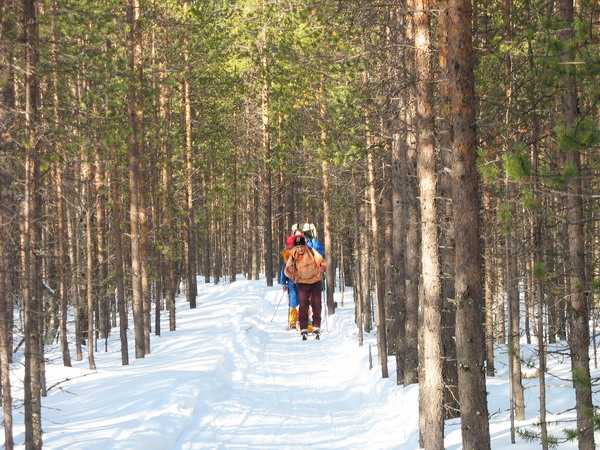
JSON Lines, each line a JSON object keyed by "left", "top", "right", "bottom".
{"left": 1, "top": 0, "right": 598, "bottom": 448}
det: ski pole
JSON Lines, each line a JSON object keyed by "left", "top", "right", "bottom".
{"left": 270, "top": 290, "right": 285, "bottom": 322}
{"left": 323, "top": 289, "right": 328, "bottom": 332}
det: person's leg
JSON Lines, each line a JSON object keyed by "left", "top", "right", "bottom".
{"left": 287, "top": 281, "right": 300, "bottom": 328}
{"left": 288, "top": 282, "right": 299, "bottom": 308}
{"left": 309, "top": 281, "right": 323, "bottom": 329}
{"left": 296, "top": 283, "right": 311, "bottom": 330}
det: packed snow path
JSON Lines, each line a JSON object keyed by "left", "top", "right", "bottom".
{"left": 33, "top": 278, "right": 418, "bottom": 449}
{"left": 13, "top": 277, "right": 594, "bottom": 449}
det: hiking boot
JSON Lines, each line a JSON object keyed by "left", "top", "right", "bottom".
{"left": 313, "top": 328, "right": 320, "bottom": 340}
{"left": 301, "top": 329, "right": 308, "bottom": 341}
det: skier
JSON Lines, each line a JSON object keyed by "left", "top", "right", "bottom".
{"left": 291, "top": 223, "right": 324, "bottom": 255}
{"left": 280, "top": 234, "right": 300, "bottom": 329}
{"left": 284, "top": 235, "right": 327, "bottom": 340}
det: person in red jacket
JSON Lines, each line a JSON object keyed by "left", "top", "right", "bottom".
{"left": 284, "top": 235, "right": 327, "bottom": 340}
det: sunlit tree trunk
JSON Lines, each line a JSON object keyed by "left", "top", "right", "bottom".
{"left": 183, "top": 4, "right": 197, "bottom": 307}
{"left": 320, "top": 100, "right": 335, "bottom": 316}
{"left": 413, "top": 0, "right": 444, "bottom": 442}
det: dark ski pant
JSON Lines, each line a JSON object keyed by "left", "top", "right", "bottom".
{"left": 297, "top": 280, "right": 322, "bottom": 331}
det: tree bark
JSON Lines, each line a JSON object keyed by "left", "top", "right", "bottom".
{"left": 352, "top": 171, "right": 364, "bottom": 347}
{"left": 261, "top": 54, "right": 274, "bottom": 287}
{"left": 446, "top": 0, "right": 491, "bottom": 446}
{"left": 320, "top": 99, "right": 336, "bottom": 316}
{"left": 413, "top": 0, "right": 444, "bottom": 443}
{"left": 502, "top": 0, "right": 525, "bottom": 423}
{"left": 83, "top": 160, "right": 97, "bottom": 371}
{"left": 367, "top": 126, "right": 388, "bottom": 379}
{"left": 94, "top": 153, "right": 110, "bottom": 342}
{"left": 124, "top": 0, "right": 147, "bottom": 358}
{"left": 437, "top": 1, "right": 459, "bottom": 418}
{"left": 50, "top": 0, "right": 72, "bottom": 368}
{"left": 111, "top": 146, "right": 129, "bottom": 365}
{"left": 403, "top": 106, "right": 420, "bottom": 387}
{"left": 482, "top": 190, "right": 495, "bottom": 376}
{"left": 558, "top": 0, "right": 594, "bottom": 447}
{"left": 183, "top": 6, "right": 197, "bottom": 307}
{"left": 23, "top": 0, "right": 43, "bottom": 445}
{"left": 0, "top": 134, "right": 14, "bottom": 449}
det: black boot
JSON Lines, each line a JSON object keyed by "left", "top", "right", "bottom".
{"left": 301, "top": 329, "right": 308, "bottom": 341}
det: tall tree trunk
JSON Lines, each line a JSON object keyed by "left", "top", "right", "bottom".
{"left": 251, "top": 181, "right": 260, "bottom": 280}
{"left": 83, "top": 160, "right": 97, "bottom": 371}
{"left": 50, "top": 0, "right": 71, "bottom": 368}
{"left": 502, "top": 0, "right": 525, "bottom": 424}
{"left": 366, "top": 121, "right": 388, "bottom": 379}
{"left": 94, "top": 153, "right": 110, "bottom": 342}
{"left": 23, "top": 0, "right": 43, "bottom": 446}
{"left": 352, "top": 171, "right": 364, "bottom": 347}
{"left": 413, "top": 0, "right": 444, "bottom": 442}
{"left": 360, "top": 204, "right": 372, "bottom": 333}
{"left": 403, "top": 105, "right": 420, "bottom": 387}
{"left": 446, "top": 0, "right": 491, "bottom": 446}
{"left": 230, "top": 148, "right": 238, "bottom": 282}
{"left": 437, "top": 0, "right": 459, "bottom": 418}
{"left": 559, "top": 0, "right": 594, "bottom": 447}
{"left": 531, "top": 126, "right": 549, "bottom": 450}
{"left": 482, "top": 190, "right": 495, "bottom": 375}
{"left": 111, "top": 146, "right": 129, "bottom": 365}
{"left": 391, "top": 119, "right": 407, "bottom": 383}
{"left": 140, "top": 167, "right": 151, "bottom": 351}
{"left": 0, "top": 146, "right": 14, "bottom": 450}
{"left": 261, "top": 54, "right": 274, "bottom": 286}
{"left": 182, "top": 11, "right": 197, "bottom": 307}
{"left": 382, "top": 158, "right": 396, "bottom": 356}
{"left": 66, "top": 195, "right": 83, "bottom": 361}
{"left": 124, "top": 0, "right": 146, "bottom": 358}
{"left": 320, "top": 100, "right": 335, "bottom": 316}
{"left": 506, "top": 178, "right": 525, "bottom": 422}
{"left": 389, "top": 2, "right": 409, "bottom": 381}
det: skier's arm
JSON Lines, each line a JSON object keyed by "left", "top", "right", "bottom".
{"left": 313, "top": 251, "right": 327, "bottom": 273}
{"left": 284, "top": 256, "right": 297, "bottom": 278}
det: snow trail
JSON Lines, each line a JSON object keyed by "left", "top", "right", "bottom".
{"left": 32, "top": 278, "right": 416, "bottom": 450}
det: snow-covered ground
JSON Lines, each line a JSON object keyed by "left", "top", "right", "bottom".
{"left": 8, "top": 276, "right": 597, "bottom": 448}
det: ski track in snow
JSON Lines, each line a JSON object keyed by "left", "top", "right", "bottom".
{"left": 174, "top": 283, "right": 410, "bottom": 449}
{"left": 31, "top": 279, "right": 416, "bottom": 450}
